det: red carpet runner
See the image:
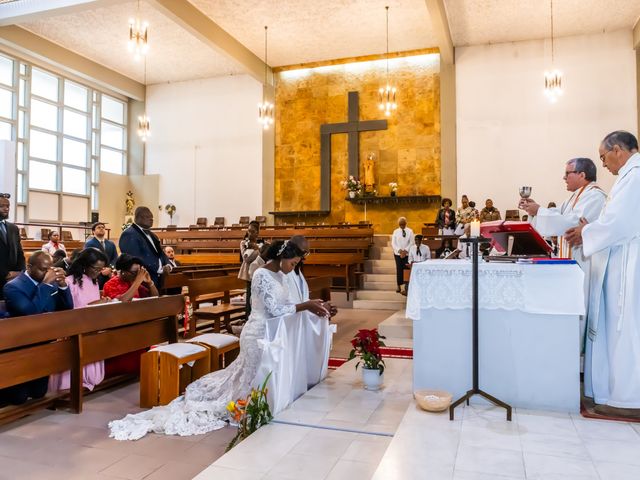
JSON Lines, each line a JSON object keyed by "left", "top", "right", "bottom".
{"left": 328, "top": 346, "right": 413, "bottom": 370}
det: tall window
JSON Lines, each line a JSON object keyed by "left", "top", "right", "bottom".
{"left": 6, "top": 57, "right": 129, "bottom": 220}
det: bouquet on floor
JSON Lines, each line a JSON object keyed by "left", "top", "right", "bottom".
{"left": 348, "top": 328, "right": 386, "bottom": 375}
{"left": 225, "top": 372, "right": 273, "bottom": 451}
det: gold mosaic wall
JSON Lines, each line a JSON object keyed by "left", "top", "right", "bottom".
{"left": 274, "top": 53, "right": 441, "bottom": 233}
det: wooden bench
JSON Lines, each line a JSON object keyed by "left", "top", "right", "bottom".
{"left": 160, "top": 266, "right": 239, "bottom": 294}
{"left": 187, "top": 276, "right": 248, "bottom": 338}
{"left": 306, "top": 276, "right": 332, "bottom": 302}
{"left": 0, "top": 295, "right": 184, "bottom": 425}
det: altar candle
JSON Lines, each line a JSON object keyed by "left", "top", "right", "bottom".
{"left": 470, "top": 220, "right": 480, "bottom": 237}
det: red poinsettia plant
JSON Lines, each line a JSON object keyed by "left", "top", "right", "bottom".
{"left": 348, "top": 328, "right": 386, "bottom": 375}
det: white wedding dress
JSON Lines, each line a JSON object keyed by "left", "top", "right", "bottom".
{"left": 108, "top": 268, "right": 296, "bottom": 440}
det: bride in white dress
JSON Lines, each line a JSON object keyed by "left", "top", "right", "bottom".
{"left": 109, "top": 240, "right": 329, "bottom": 440}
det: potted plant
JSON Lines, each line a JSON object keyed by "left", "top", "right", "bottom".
{"left": 165, "top": 204, "right": 176, "bottom": 223}
{"left": 340, "top": 175, "right": 362, "bottom": 199}
{"left": 348, "top": 328, "right": 386, "bottom": 390}
{"left": 226, "top": 372, "right": 273, "bottom": 451}
{"left": 389, "top": 182, "right": 398, "bottom": 197}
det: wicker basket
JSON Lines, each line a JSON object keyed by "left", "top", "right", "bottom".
{"left": 414, "top": 389, "right": 452, "bottom": 412}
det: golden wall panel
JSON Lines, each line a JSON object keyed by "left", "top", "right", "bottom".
{"left": 275, "top": 54, "right": 441, "bottom": 233}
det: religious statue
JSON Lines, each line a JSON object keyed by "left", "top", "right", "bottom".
{"left": 363, "top": 152, "right": 376, "bottom": 192}
{"left": 125, "top": 190, "right": 135, "bottom": 216}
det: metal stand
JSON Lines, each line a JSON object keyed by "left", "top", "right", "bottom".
{"left": 449, "top": 236, "right": 512, "bottom": 421}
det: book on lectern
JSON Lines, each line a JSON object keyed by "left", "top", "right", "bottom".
{"left": 480, "top": 221, "right": 553, "bottom": 258}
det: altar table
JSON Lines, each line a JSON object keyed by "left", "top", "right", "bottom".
{"left": 407, "top": 259, "right": 585, "bottom": 412}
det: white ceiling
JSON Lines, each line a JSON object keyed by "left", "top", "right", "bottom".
{"left": 8, "top": 0, "right": 640, "bottom": 86}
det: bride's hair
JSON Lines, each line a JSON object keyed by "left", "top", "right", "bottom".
{"left": 266, "top": 240, "right": 304, "bottom": 261}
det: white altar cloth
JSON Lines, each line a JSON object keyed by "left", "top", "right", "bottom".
{"left": 407, "top": 260, "right": 585, "bottom": 412}
{"left": 254, "top": 311, "right": 335, "bottom": 414}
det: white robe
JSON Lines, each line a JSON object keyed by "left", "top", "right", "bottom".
{"left": 531, "top": 183, "right": 607, "bottom": 343}
{"left": 582, "top": 152, "right": 640, "bottom": 408}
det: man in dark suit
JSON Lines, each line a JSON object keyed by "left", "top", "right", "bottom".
{"left": 1, "top": 251, "right": 73, "bottom": 405}
{"left": 0, "top": 194, "right": 25, "bottom": 300}
{"left": 85, "top": 222, "right": 118, "bottom": 287}
{"left": 119, "top": 206, "right": 169, "bottom": 287}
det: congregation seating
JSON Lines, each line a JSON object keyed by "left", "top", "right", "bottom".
{"left": 0, "top": 295, "right": 184, "bottom": 425}
{"left": 21, "top": 239, "right": 86, "bottom": 256}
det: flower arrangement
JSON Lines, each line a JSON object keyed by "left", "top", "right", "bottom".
{"left": 348, "top": 328, "right": 386, "bottom": 374}
{"left": 225, "top": 372, "right": 273, "bottom": 451}
{"left": 340, "top": 175, "right": 362, "bottom": 193}
{"left": 389, "top": 182, "right": 398, "bottom": 193}
{"left": 164, "top": 204, "right": 176, "bottom": 223}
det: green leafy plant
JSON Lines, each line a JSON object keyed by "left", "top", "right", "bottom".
{"left": 225, "top": 372, "right": 273, "bottom": 451}
{"left": 348, "top": 328, "right": 386, "bottom": 375}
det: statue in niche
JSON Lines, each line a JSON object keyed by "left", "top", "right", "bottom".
{"left": 125, "top": 190, "right": 135, "bottom": 216}
{"left": 363, "top": 152, "right": 376, "bottom": 192}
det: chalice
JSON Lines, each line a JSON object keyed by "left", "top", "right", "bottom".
{"left": 519, "top": 186, "right": 532, "bottom": 199}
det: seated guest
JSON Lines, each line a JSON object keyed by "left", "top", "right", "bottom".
{"left": 0, "top": 193, "right": 25, "bottom": 300}
{"left": 0, "top": 252, "right": 73, "bottom": 405}
{"left": 102, "top": 254, "right": 158, "bottom": 377}
{"left": 42, "top": 230, "right": 65, "bottom": 256}
{"left": 49, "top": 248, "right": 109, "bottom": 393}
{"left": 51, "top": 249, "right": 68, "bottom": 269}
{"left": 436, "top": 238, "right": 456, "bottom": 259}
{"left": 85, "top": 222, "right": 117, "bottom": 288}
{"left": 249, "top": 242, "right": 270, "bottom": 279}
{"left": 238, "top": 221, "right": 264, "bottom": 315}
{"left": 435, "top": 198, "right": 456, "bottom": 235}
{"left": 480, "top": 199, "right": 502, "bottom": 222}
{"left": 163, "top": 246, "right": 180, "bottom": 268}
{"left": 457, "top": 224, "right": 472, "bottom": 259}
{"left": 408, "top": 235, "right": 430, "bottom": 264}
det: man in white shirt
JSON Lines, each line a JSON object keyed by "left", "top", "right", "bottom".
{"left": 565, "top": 131, "right": 640, "bottom": 417}
{"left": 391, "top": 217, "right": 414, "bottom": 294}
{"left": 408, "top": 234, "right": 430, "bottom": 264}
{"left": 520, "top": 157, "right": 607, "bottom": 344}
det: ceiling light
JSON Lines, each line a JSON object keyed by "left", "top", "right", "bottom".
{"left": 378, "top": 6, "right": 397, "bottom": 116}
{"left": 258, "top": 26, "right": 274, "bottom": 130}
{"left": 128, "top": 1, "right": 148, "bottom": 61}
{"left": 544, "top": 0, "right": 562, "bottom": 103}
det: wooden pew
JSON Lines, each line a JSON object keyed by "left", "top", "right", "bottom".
{"left": 306, "top": 276, "right": 332, "bottom": 302}
{"left": 0, "top": 295, "right": 184, "bottom": 425}
{"left": 187, "top": 276, "right": 247, "bottom": 338}
{"left": 160, "top": 266, "right": 239, "bottom": 294}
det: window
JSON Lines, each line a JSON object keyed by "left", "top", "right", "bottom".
{"left": 100, "top": 94, "right": 127, "bottom": 175}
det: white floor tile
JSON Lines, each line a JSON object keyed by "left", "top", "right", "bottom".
{"left": 325, "top": 460, "right": 379, "bottom": 480}
{"left": 519, "top": 432, "right": 589, "bottom": 460}
{"left": 455, "top": 445, "right": 525, "bottom": 479}
{"left": 517, "top": 412, "right": 579, "bottom": 439}
{"left": 193, "top": 465, "right": 264, "bottom": 480}
{"left": 459, "top": 424, "right": 521, "bottom": 452}
{"left": 523, "top": 452, "right": 599, "bottom": 479}
{"left": 583, "top": 438, "right": 640, "bottom": 466}
{"left": 340, "top": 438, "right": 391, "bottom": 464}
{"left": 595, "top": 461, "right": 640, "bottom": 480}
{"left": 263, "top": 452, "right": 337, "bottom": 480}
{"left": 572, "top": 417, "right": 640, "bottom": 442}
{"left": 453, "top": 471, "right": 523, "bottom": 480}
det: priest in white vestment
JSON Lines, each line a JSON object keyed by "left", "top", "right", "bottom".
{"left": 565, "top": 131, "right": 640, "bottom": 416}
{"left": 519, "top": 157, "right": 607, "bottom": 344}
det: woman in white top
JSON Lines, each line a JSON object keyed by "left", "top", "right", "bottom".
{"left": 391, "top": 217, "right": 414, "bottom": 294}
{"left": 408, "top": 235, "right": 431, "bottom": 263}
{"left": 109, "top": 240, "right": 329, "bottom": 441}
{"left": 42, "top": 231, "right": 66, "bottom": 256}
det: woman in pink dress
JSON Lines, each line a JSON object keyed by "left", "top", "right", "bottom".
{"left": 48, "top": 247, "right": 110, "bottom": 392}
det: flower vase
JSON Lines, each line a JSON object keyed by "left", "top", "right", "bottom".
{"left": 362, "top": 368, "right": 384, "bottom": 391}
{"left": 349, "top": 191, "right": 356, "bottom": 199}
{"left": 390, "top": 191, "right": 397, "bottom": 197}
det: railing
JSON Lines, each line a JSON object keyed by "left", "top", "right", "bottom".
{"left": 14, "top": 222, "right": 111, "bottom": 240}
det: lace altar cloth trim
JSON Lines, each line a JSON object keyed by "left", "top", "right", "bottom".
{"left": 406, "top": 260, "right": 585, "bottom": 319}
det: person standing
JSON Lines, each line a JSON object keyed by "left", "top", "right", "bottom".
{"left": 0, "top": 194, "right": 25, "bottom": 299}
{"left": 455, "top": 195, "right": 475, "bottom": 235}
{"left": 42, "top": 230, "right": 65, "bottom": 256}
{"left": 85, "top": 222, "right": 117, "bottom": 287}
{"left": 565, "top": 130, "right": 640, "bottom": 417}
{"left": 435, "top": 198, "right": 456, "bottom": 235}
{"left": 119, "top": 206, "right": 169, "bottom": 287}
{"left": 1, "top": 252, "right": 72, "bottom": 404}
{"left": 238, "top": 221, "right": 263, "bottom": 316}
{"left": 391, "top": 217, "right": 414, "bottom": 294}
{"left": 479, "top": 199, "right": 501, "bottom": 222}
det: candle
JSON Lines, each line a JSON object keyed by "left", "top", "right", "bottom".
{"left": 470, "top": 220, "right": 480, "bottom": 237}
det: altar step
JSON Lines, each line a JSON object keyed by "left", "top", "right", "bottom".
{"left": 378, "top": 310, "right": 413, "bottom": 339}
{"left": 364, "top": 259, "right": 395, "bottom": 274}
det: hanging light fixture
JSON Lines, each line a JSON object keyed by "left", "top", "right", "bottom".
{"left": 128, "top": 0, "right": 148, "bottom": 61}
{"left": 544, "top": 0, "right": 562, "bottom": 102}
{"left": 258, "top": 25, "right": 274, "bottom": 130}
{"left": 378, "top": 6, "right": 397, "bottom": 116}
{"left": 138, "top": 56, "right": 151, "bottom": 142}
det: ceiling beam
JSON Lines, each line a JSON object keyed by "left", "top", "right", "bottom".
{"left": 0, "top": 25, "right": 145, "bottom": 100}
{"left": 147, "top": 0, "right": 270, "bottom": 85}
{"left": 0, "top": 0, "right": 130, "bottom": 26}
{"left": 424, "top": 0, "right": 454, "bottom": 64}
{"left": 633, "top": 17, "right": 640, "bottom": 49}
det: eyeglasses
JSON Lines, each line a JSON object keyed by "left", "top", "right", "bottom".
{"left": 600, "top": 150, "right": 612, "bottom": 162}
{"left": 0, "top": 193, "right": 10, "bottom": 198}
{"left": 563, "top": 170, "right": 577, "bottom": 178}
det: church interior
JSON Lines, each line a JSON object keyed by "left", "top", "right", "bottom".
{"left": 0, "top": 0, "right": 640, "bottom": 479}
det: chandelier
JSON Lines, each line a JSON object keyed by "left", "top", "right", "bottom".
{"left": 258, "top": 26, "right": 274, "bottom": 130}
{"left": 138, "top": 55, "right": 151, "bottom": 142}
{"left": 378, "top": 6, "right": 397, "bottom": 116}
{"left": 544, "top": 0, "right": 562, "bottom": 102}
{"left": 128, "top": 1, "right": 148, "bottom": 61}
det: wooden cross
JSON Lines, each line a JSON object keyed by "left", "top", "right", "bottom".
{"left": 319, "top": 91, "right": 388, "bottom": 211}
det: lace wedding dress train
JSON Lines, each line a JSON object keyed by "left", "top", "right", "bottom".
{"left": 109, "top": 268, "right": 296, "bottom": 440}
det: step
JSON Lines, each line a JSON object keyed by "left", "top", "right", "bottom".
{"left": 353, "top": 299, "right": 406, "bottom": 311}
{"left": 368, "top": 246, "right": 395, "bottom": 260}
{"left": 378, "top": 310, "right": 412, "bottom": 339}
{"left": 356, "top": 290, "right": 406, "bottom": 301}
{"left": 373, "top": 235, "right": 391, "bottom": 247}
{"left": 363, "top": 273, "right": 396, "bottom": 282}
{"left": 362, "top": 281, "right": 398, "bottom": 291}
{"left": 364, "top": 264, "right": 395, "bottom": 274}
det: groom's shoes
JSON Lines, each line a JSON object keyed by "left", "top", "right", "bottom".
{"left": 594, "top": 404, "right": 640, "bottom": 419}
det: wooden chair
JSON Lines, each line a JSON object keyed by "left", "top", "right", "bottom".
{"left": 19, "top": 228, "right": 28, "bottom": 240}
{"left": 40, "top": 228, "right": 51, "bottom": 240}
{"left": 505, "top": 210, "right": 520, "bottom": 221}
{"left": 238, "top": 216, "right": 250, "bottom": 226}
{"left": 166, "top": 225, "right": 177, "bottom": 231}
{"left": 187, "top": 276, "right": 247, "bottom": 337}
{"left": 255, "top": 215, "right": 267, "bottom": 226}
{"left": 140, "top": 343, "right": 210, "bottom": 407}
{"left": 214, "top": 217, "right": 225, "bottom": 227}
{"left": 196, "top": 217, "right": 208, "bottom": 227}
{"left": 61, "top": 230, "right": 73, "bottom": 242}
{"left": 188, "top": 333, "right": 240, "bottom": 372}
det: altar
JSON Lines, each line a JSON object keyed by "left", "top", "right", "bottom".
{"left": 406, "top": 259, "right": 585, "bottom": 412}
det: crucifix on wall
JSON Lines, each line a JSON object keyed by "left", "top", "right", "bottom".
{"left": 319, "top": 91, "right": 388, "bottom": 211}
